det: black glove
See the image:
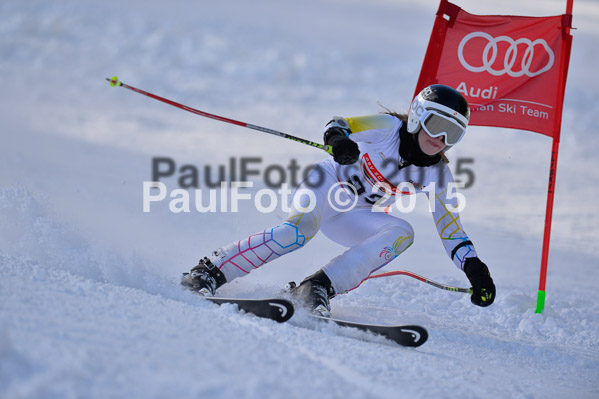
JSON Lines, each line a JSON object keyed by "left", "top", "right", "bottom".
{"left": 463, "top": 257, "right": 496, "bottom": 307}
{"left": 324, "top": 126, "right": 360, "bottom": 165}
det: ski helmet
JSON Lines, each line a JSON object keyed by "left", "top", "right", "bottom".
{"left": 407, "top": 84, "right": 470, "bottom": 147}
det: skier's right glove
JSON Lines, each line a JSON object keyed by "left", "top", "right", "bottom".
{"left": 463, "top": 257, "right": 496, "bottom": 307}
{"left": 323, "top": 117, "right": 360, "bottom": 165}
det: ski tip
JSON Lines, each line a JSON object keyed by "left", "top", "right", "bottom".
{"left": 107, "top": 76, "right": 122, "bottom": 87}
{"left": 400, "top": 325, "right": 428, "bottom": 347}
{"left": 204, "top": 297, "right": 295, "bottom": 323}
{"left": 268, "top": 299, "right": 295, "bottom": 322}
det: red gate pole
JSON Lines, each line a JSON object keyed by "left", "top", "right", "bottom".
{"left": 535, "top": 0, "right": 574, "bottom": 313}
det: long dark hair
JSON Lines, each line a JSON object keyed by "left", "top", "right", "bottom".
{"left": 381, "top": 109, "right": 450, "bottom": 164}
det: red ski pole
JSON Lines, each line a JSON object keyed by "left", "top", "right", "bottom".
{"left": 367, "top": 270, "right": 472, "bottom": 294}
{"left": 106, "top": 76, "right": 333, "bottom": 155}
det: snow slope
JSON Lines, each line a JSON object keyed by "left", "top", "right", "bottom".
{"left": 1, "top": 0, "right": 598, "bottom": 398}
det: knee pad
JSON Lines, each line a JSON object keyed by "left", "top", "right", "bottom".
{"left": 285, "top": 209, "right": 320, "bottom": 243}
{"left": 269, "top": 222, "right": 308, "bottom": 252}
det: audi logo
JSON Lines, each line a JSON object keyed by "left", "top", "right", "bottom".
{"left": 458, "top": 32, "right": 555, "bottom": 77}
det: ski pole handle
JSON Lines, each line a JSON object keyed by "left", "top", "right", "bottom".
{"left": 106, "top": 76, "right": 333, "bottom": 155}
{"left": 368, "top": 270, "right": 472, "bottom": 294}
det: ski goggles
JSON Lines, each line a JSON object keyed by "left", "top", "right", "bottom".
{"left": 419, "top": 109, "right": 467, "bottom": 146}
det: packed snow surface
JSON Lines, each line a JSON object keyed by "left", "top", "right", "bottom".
{"left": 1, "top": 0, "right": 598, "bottom": 398}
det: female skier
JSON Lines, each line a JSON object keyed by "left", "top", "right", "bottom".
{"left": 181, "top": 84, "right": 496, "bottom": 316}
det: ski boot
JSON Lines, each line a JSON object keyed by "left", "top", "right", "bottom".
{"left": 181, "top": 257, "right": 227, "bottom": 297}
{"left": 288, "top": 269, "right": 336, "bottom": 317}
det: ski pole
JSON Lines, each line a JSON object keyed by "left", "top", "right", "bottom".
{"left": 367, "top": 270, "right": 472, "bottom": 294}
{"left": 106, "top": 76, "right": 333, "bottom": 155}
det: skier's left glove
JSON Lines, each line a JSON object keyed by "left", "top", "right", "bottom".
{"left": 463, "top": 257, "right": 496, "bottom": 307}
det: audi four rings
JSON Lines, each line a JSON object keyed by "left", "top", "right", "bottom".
{"left": 457, "top": 32, "right": 555, "bottom": 77}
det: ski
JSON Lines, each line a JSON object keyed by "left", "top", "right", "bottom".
{"left": 310, "top": 315, "right": 428, "bottom": 347}
{"left": 205, "top": 297, "right": 294, "bottom": 323}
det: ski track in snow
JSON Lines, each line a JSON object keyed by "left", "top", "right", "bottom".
{"left": 1, "top": 0, "right": 599, "bottom": 398}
